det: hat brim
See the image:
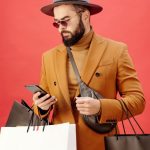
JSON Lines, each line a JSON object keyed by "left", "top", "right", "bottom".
{"left": 41, "top": 1, "right": 103, "bottom": 16}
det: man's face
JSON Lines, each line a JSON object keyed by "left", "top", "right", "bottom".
{"left": 53, "top": 5, "right": 85, "bottom": 46}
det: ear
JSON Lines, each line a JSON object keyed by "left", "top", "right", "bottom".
{"left": 82, "top": 9, "right": 90, "bottom": 23}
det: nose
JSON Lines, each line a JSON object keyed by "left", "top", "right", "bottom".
{"left": 58, "top": 24, "right": 66, "bottom": 33}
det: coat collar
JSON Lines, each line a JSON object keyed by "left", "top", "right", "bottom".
{"left": 55, "top": 33, "right": 107, "bottom": 103}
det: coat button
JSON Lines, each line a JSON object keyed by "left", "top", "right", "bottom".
{"left": 54, "top": 82, "right": 57, "bottom": 86}
{"left": 95, "top": 72, "right": 101, "bottom": 77}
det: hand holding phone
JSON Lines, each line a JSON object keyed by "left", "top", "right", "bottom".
{"left": 25, "top": 84, "right": 51, "bottom": 99}
{"left": 25, "top": 84, "right": 56, "bottom": 110}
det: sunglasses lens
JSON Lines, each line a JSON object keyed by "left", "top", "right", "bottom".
{"left": 60, "top": 21, "right": 67, "bottom": 27}
{"left": 53, "top": 20, "right": 68, "bottom": 28}
{"left": 53, "top": 22, "right": 59, "bottom": 28}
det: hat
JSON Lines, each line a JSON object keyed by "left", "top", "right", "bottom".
{"left": 41, "top": 0, "right": 103, "bottom": 16}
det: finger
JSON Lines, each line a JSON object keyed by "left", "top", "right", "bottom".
{"left": 76, "top": 97, "right": 91, "bottom": 104}
{"left": 34, "top": 94, "right": 51, "bottom": 105}
{"left": 39, "top": 99, "right": 57, "bottom": 108}
{"left": 38, "top": 97, "right": 57, "bottom": 108}
{"left": 75, "top": 98, "right": 86, "bottom": 104}
{"left": 49, "top": 96, "right": 56, "bottom": 102}
{"left": 39, "top": 94, "right": 51, "bottom": 102}
{"left": 41, "top": 100, "right": 57, "bottom": 110}
{"left": 79, "top": 111, "right": 91, "bottom": 115}
{"left": 33, "top": 92, "right": 41, "bottom": 101}
{"left": 77, "top": 107, "right": 89, "bottom": 112}
{"left": 76, "top": 103, "right": 89, "bottom": 109}
{"left": 38, "top": 97, "right": 57, "bottom": 110}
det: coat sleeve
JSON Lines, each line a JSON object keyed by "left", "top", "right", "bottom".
{"left": 100, "top": 47, "right": 145, "bottom": 123}
{"left": 33, "top": 54, "right": 51, "bottom": 119}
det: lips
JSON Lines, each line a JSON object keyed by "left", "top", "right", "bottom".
{"left": 62, "top": 32, "right": 68, "bottom": 35}
{"left": 61, "top": 31, "right": 72, "bottom": 40}
{"left": 62, "top": 33, "right": 70, "bottom": 39}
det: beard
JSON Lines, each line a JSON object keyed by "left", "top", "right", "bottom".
{"left": 61, "top": 18, "right": 85, "bottom": 47}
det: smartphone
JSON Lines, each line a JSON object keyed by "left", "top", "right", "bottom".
{"left": 25, "top": 84, "right": 50, "bottom": 99}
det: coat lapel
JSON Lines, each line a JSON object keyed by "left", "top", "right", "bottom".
{"left": 54, "top": 45, "right": 70, "bottom": 105}
{"left": 54, "top": 34, "right": 107, "bottom": 101}
{"left": 75, "top": 34, "right": 107, "bottom": 97}
{"left": 82, "top": 34, "right": 107, "bottom": 83}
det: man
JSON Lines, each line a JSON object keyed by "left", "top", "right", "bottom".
{"left": 33, "top": 1, "right": 145, "bottom": 150}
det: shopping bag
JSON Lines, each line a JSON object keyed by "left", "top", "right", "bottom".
{"left": 0, "top": 123, "right": 76, "bottom": 150}
{"left": 104, "top": 100, "right": 150, "bottom": 150}
{"left": 105, "top": 134, "right": 150, "bottom": 150}
{"left": 5, "top": 100, "right": 47, "bottom": 127}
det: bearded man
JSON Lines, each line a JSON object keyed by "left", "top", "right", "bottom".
{"left": 33, "top": 1, "right": 145, "bottom": 150}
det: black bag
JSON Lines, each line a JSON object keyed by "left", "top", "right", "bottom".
{"left": 67, "top": 47, "right": 116, "bottom": 133}
{"left": 105, "top": 134, "right": 150, "bottom": 150}
{"left": 79, "top": 81, "right": 116, "bottom": 133}
{"left": 6, "top": 100, "right": 48, "bottom": 131}
{"left": 104, "top": 100, "right": 150, "bottom": 150}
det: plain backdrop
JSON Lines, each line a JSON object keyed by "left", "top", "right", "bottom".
{"left": 0, "top": 0, "right": 150, "bottom": 133}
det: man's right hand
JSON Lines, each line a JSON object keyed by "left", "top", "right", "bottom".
{"left": 33, "top": 92, "right": 57, "bottom": 110}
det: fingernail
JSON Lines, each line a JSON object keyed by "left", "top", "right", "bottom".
{"left": 37, "top": 92, "right": 41, "bottom": 95}
{"left": 51, "top": 96, "right": 55, "bottom": 99}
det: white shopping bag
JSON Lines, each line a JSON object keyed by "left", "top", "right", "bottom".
{"left": 0, "top": 123, "right": 76, "bottom": 150}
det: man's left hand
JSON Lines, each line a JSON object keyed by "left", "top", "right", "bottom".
{"left": 75, "top": 97, "right": 101, "bottom": 115}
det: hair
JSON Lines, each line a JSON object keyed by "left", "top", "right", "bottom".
{"left": 73, "top": 4, "right": 90, "bottom": 22}
{"left": 73, "top": 4, "right": 89, "bottom": 13}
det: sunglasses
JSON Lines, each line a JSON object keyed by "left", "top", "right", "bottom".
{"left": 53, "top": 11, "right": 84, "bottom": 29}
{"left": 53, "top": 18, "right": 70, "bottom": 28}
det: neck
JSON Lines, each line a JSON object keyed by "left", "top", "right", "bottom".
{"left": 84, "top": 24, "right": 91, "bottom": 35}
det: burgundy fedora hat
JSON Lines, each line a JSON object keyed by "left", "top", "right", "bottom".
{"left": 41, "top": 0, "right": 103, "bottom": 16}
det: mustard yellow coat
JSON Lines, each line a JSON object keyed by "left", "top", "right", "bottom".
{"left": 34, "top": 33, "right": 145, "bottom": 150}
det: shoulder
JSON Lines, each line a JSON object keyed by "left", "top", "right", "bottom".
{"left": 93, "top": 33, "right": 128, "bottom": 57}
{"left": 94, "top": 33, "right": 127, "bottom": 49}
{"left": 42, "top": 44, "right": 65, "bottom": 59}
